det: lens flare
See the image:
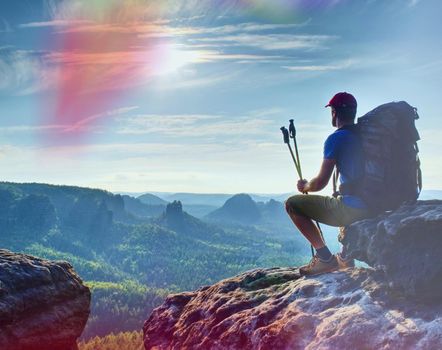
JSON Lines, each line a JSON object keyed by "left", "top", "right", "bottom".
{"left": 44, "top": 0, "right": 168, "bottom": 142}
{"left": 42, "top": 0, "right": 332, "bottom": 143}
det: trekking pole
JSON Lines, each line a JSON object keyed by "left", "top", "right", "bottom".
{"left": 280, "top": 127, "right": 301, "bottom": 178}
{"left": 289, "top": 119, "right": 302, "bottom": 179}
{"left": 281, "top": 126, "right": 315, "bottom": 257}
{"left": 285, "top": 120, "right": 326, "bottom": 257}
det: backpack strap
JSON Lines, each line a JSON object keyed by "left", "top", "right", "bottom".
{"left": 416, "top": 143, "right": 423, "bottom": 195}
{"left": 332, "top": 167, "right": 340, "bottom": 198}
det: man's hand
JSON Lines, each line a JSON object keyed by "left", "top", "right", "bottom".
{"left": 297, "top": 179, "right": 309, "bottom": 193}
{"left": 297, "top": 159, "right": 336, "bottom": 193}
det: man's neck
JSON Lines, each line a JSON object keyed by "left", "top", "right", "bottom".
{"left": 336, "top": 120, "right": 355, "bottom": 129}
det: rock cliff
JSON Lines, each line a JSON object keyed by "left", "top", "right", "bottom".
{"left": 0, "top": 249, "right": 91, "bottom": 350}
{"left": 341, "top": 200, "right": 442, "bottom": 300}
{"left": 143, "top": 200, "right": 442, "bottom": 350}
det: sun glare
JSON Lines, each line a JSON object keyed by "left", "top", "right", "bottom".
{"left": 155, "top": 45, "right": 203, "bottom": 76}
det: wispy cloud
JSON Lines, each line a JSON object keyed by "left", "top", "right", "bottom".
{"left": 282, "top": 59, "right": 354, "bottom": 72}
{"left": 151, "top": 70, "right": 238, "bottom": 91}
{"left": 0, "top": 125, "right": 61, "bottom": 133}
{"left": 61, "top": 106, "right": 140, "bottom": 133}
{"left": 0, "top": 48, "right": 56, "bottom": 94}
{"left": 138, "top": 21, "right": 311, "bottom": 38}
{"left": 0, "top": 106, "right": 138, "bottom": 135}
{"left": 19, "top": 19, "right": 92, "bottom": 28}
{"left": 189, "top": 34, "right": 337, "bottom": 51}
{"left": 116, "top": 113, "right": 275, "bottom": 137}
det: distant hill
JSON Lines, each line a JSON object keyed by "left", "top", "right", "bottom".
{"left": 206, "top": 194, "right": 261, "bottom": 225}
{"left": 135, "top": 193, "right": 216, "bottom": 218}
{"left": 122, "top": 195, "right": 165, "bottom": 218}
{"left": 161, "top": 193, "right": 233, "bottom": 207}
{"left": 250, "top": 193, "right": 292, "bottom": 203}
{"left": 257, "top": 199, "right": 289, "bottom": 223}
{"left": 137, "top": 193, "right": 168, "bottom": 206}
{"left": 181, "top": 204, "right": 218, "bottom": 218}
{"left": 139, "top": 191, "right": 294, "bottom": 207}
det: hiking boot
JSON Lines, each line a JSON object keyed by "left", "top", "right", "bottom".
{"left": 299, "top": 255, "right": 339, "bottom": 276}
{"left": 336, "top": 252, "right": 355, "bottom": 269}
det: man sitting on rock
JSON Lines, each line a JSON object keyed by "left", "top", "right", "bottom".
{"left": 285, "top": 92, "right": 371, "bottom": 276}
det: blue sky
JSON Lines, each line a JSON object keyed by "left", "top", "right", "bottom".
{"left": 0, "top": 0, "right": 441, "bottom": 194}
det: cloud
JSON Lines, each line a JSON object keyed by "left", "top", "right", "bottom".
{"left": 12, "top": 2, "right": 342, "bottom": 99}
{"left": 116, "top": 113, "right": 276, "bottom": 138}
{"left": 20, "top": 18, "right": 312, "bottom": 41}
{"left": 0, "top": 49, "right": 56, "bottom": 94}
{"left": 151, "top": 70, "right": 238, "bottom": 91}
{"left": 0, "top": 125, "right": 61, "bottom": 134}
{"left": 15, "top": 1, "right": 339, "bottom": 98}
{"left": 61, "top": 106, "right": 140, "bottom": 133}
{"left": 138, "top": 21, "right": 311, "bottom": 38}
{"left": 19, "top": 19, "right": 92, "bottom": 28}
{"left": 189, "top": 34, "right": 337, "bottom": 51}
{"left": 282, "top": 60, "right": 354, "bottom": 72}
{"left": 0, "top": 106, "right": 139, "bottom": 135}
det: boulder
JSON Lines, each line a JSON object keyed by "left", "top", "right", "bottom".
{"left": 143, "top": 267, "right": 442, "bottom": 350}
{"left": 341, "top": 200, "right": 442, "bottom": 300}
{"left": 0, "top": 249, "right": 91, "bottom": 350}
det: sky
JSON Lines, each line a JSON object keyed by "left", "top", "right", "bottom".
{"left": 0, "top": 0, "right": 441, "bottom": 194}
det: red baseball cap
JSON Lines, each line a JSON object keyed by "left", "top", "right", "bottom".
{"left": 325, "top": 92, "right": 357, "bottom": 108}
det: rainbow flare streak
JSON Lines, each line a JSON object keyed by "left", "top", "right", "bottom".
{"left": 45, "top": 0, "right": 167, "bottom": 142}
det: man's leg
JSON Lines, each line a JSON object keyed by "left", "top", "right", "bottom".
{"left": 285, "top": 207, "right": 326, "bottom": 249}
{"left": 285, "top": 195, "right": 337, "bottom": 275}
{"left": 285, "top": 204, "right": 333, "bottom": 262}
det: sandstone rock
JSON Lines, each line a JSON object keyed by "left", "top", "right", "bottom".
{"left": 143, "top": 267, "right": 442, "bottom": 350}
{"left": 341, "top": 200, "right": 442, "bottom": 299}
{"left": 0, "top": 249, "right": 91, "bottom": 350}
{"left": 144, "top": 200, "right": 442, "bottom": 349}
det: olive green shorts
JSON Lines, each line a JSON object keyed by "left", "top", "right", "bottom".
{"left": 285, "top": 194, "right": 371, "bottom": 227}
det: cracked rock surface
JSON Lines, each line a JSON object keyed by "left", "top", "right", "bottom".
{"left": 0, "top": 249, "right": 90, "bottom": 350}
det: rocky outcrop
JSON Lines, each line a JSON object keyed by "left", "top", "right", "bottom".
{"left": 341, "top": 200, "right": 442, "bottom": 300}
{"left": 143, "top": 201, "right": 442, "bottom": 350}
{"left": 0, "top": 249, "right": 91, "bottom": 350}
{"left": 143, "top": 267, "right": 442, "bottom": 349}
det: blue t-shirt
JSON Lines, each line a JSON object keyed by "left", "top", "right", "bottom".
{"left": 324, "top": 126, "right": 367, "bottom": 209}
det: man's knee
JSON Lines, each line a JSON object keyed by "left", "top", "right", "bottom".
{"left": 285, "top": 195, "right": 304, "bottom": 216}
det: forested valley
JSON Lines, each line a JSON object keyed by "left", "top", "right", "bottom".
{"left": 0, "top": 182, "right": 310, "bottom": 339}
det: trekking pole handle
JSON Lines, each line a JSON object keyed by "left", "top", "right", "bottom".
{"left": 289, "top": 119, "right": 303, "bottom": 179}
{"left": 280, "top": 127, "right": 290, "bottom": 144}
{"left": 289, "top": 119, "right": 296, "bottom": 138}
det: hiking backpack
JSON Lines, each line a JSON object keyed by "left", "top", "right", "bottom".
{"left": 354, "top": 101, "right": 422, "bottom": 213}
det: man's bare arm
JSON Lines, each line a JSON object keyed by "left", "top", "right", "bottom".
{"left": 298, "top": 158, "right": 336, "bottom": 193}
